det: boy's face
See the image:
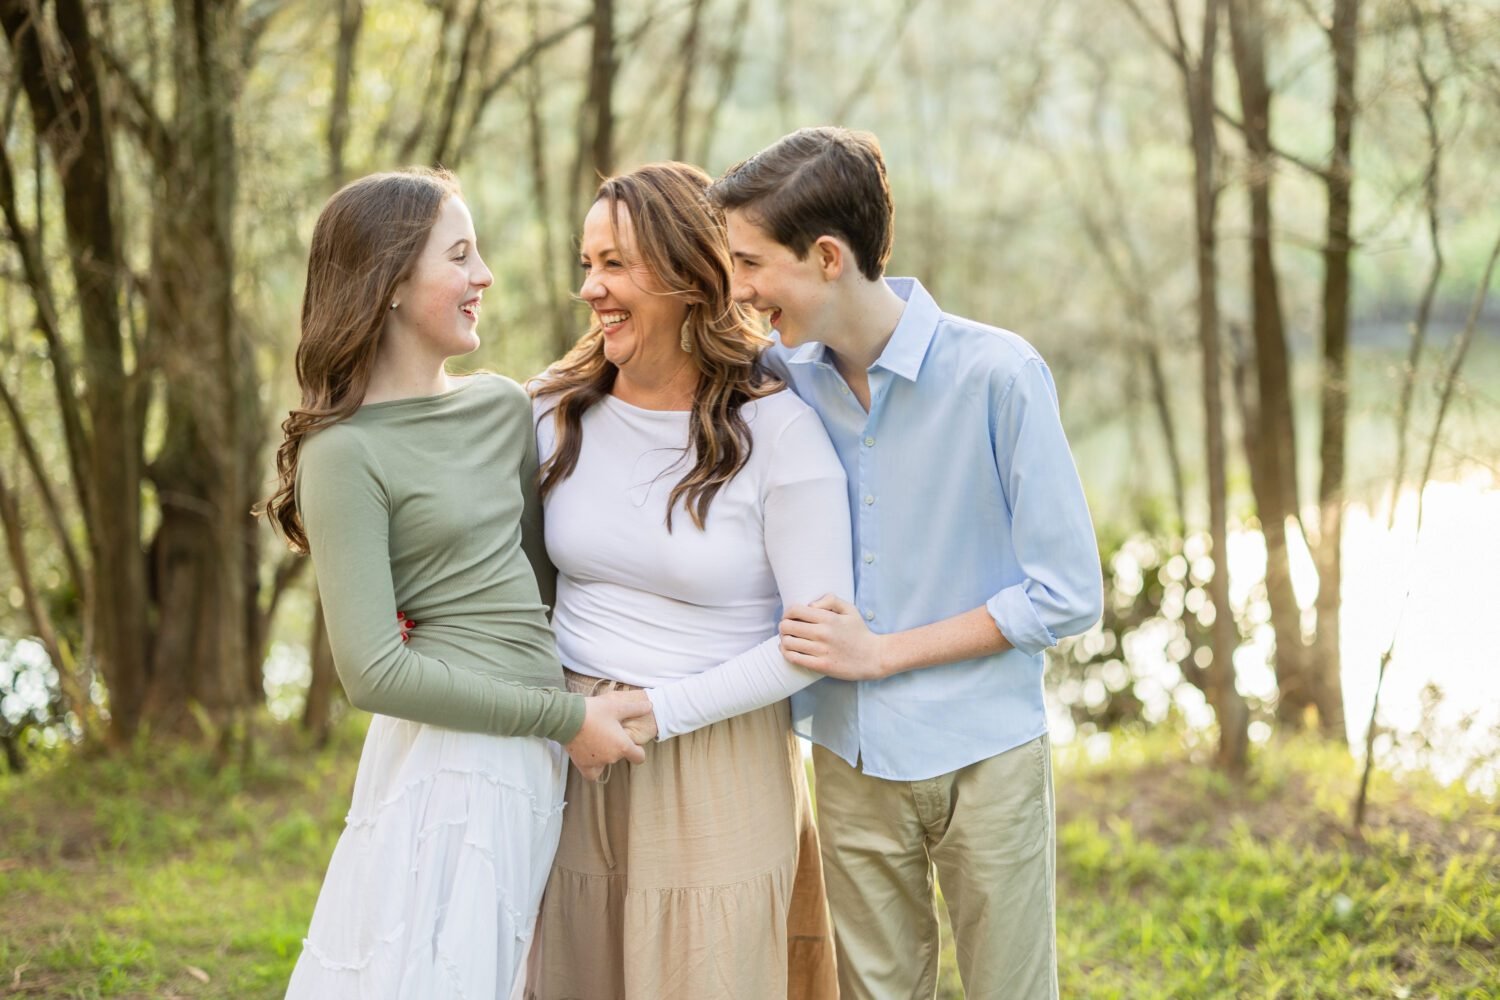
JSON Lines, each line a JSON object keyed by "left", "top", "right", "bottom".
{"left": 725, "top": 209, "right": 831, "bottom": 348}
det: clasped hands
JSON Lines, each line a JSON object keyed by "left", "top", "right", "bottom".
{"left": 564, "top": 689, "right": 658, "bottom": 782}
{"left": 569, "top": 592, "right": 882, "bottom": 782}
{"left": 395, "top": 611, "right": 657, "bottom": 783}
{"left": 396, "top": 594, "right": 882, "bottom": 783}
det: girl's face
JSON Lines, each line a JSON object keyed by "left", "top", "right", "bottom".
{"left": 388, "top": 196, "right": 493, "bottom": 359}
{"left": 577, "top": 199, "right": 688, "bottom": 372}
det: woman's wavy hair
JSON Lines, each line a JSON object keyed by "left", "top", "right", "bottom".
{"left": 532, "top": 161, "right": 780, "bottom": 531}
{"left": 263, "top": 167, "right": 461, "bottom": 552}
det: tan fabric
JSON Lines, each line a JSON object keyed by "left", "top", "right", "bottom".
{"left": 813, "top": 736, "right": 1058, "bottom": 1000}
{"left": 527, "top": 671, "right": 838, "bottom": 1000}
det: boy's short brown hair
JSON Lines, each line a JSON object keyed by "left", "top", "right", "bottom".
{"left": 709, "top": 127, "right": 893, "bottom": 281}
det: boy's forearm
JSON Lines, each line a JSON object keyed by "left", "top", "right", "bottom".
{"left": 879, "top": 605, "right": 1013, "bottom": 676}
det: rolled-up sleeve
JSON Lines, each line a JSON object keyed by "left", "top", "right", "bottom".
{"left": 983, "top": 360, "right": 1103, "bottom": 655}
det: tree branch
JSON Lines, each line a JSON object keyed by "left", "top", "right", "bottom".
{"left": 1212, "top": 103, "right": 1331, "bottom": 180}
{"left": 453, "top": 9, "right": 592, "bottom": 161}
{"left": 98, "top": 42, "right": 171, "bottom": 166}
{"left": 0, "top": 463, "right": 91, "bottom": 729}
{"left": 1115, "top": 0, "right": 1189, "bottom": 73}
{"left": 1357, "top": 216, "right": 1500, "bottom": 829}
{"left": 832, "top": 0, "right": 925, "bottom": 121}
{"left": 0, "top": 135, "right": 94, "bottom": 538}
{"left": 0, "top": 376, "right": 84, "bottom": 594}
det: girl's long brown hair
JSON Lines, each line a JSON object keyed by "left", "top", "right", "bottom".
{"left": 263, "top": 167, "right": 460, "bottom": 552}
{"left": 533, "top": 162, "right": 780, "bottom": 531}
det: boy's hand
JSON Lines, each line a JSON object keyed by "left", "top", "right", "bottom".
{"left": 779, "top": 595, "right": 888, "bottom": 681}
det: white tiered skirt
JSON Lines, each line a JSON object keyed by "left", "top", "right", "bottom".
{"left": 285, "top": 715, "right": 568, "bottom": 999}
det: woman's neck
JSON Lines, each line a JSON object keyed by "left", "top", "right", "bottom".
{"left": 612, "top": 352, "right": 700, "bottom": 411}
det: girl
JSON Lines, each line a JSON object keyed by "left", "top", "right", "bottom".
{"left": 267, "top": 168, "right": 648, "bottom": 999}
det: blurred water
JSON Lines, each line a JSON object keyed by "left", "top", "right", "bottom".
{"left": 1049, "top": 469, "right": 1500, "bottom": 792}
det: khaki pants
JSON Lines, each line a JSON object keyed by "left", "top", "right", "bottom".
{"left": 813, "top": 736, "right": 1058, "bottom": 1000}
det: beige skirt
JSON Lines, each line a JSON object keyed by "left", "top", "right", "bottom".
{"left": 526, "top": 670, "right": 838, "bottom": 1000}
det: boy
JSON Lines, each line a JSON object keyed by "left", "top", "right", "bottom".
{"left": 709, "top": 127, "right": 1102, "bottom": 999}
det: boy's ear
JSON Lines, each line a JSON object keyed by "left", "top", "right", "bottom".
{"left": 814, "top": 235, "right": 844, "bottom": 281}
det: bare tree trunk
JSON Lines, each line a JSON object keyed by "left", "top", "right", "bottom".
{"left": 142, "top": 0, "right": 260, "bottom": 737}
{"left": 1190, "top": 0, "right": 1249, "bottom": 776}
{"left": 328, "top": 0, "right": 363, "bottom": 188}
{"left": 2, "top": 0, "right": 149, "bottom": 748}
{"left": 1388, "top": 0, "right": 1443, "bottom": 519}
{"left": 1227, "top": 0, "right": 1316, "bottom": 731}
{"left": 570, "top": 0, "right": 615, "bottom": 226}
{"left": 1119, "top": 0, "right": 1249, "bottom": 774}
{"left": 672, "top": 0, "right": 708, "bottom": 161}
{"left": 520, "top": 0, "right": 575, "bottom": 361}
{"left": 1309, "top": 0, "right": 1358, "bottom": 741}
{"left": 695, "top": 0, "right": 752, "bottom": 167}
{"left": 302, "top": 592, "right": 340, "bottom": 747}
{"left": 428, "top": 0, "right": 485, "bottom": 167}
{"left": 587, "top": 0, "right": 616, "bottom": 179}
{"left": 397, "top": 0, "right": 460, "bottom": 164}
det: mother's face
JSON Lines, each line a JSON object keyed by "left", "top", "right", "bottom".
{"left": 577, "top": 199, "right": 688, "bottom": 372}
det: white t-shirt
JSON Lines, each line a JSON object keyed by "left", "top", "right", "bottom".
{"left": 536, "top": 388, "right": 853, "bottom": 739}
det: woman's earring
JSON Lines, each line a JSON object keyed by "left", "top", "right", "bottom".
{"left": 680, "top": 317, "right": 693, "bottom": 353}
{"left": 390, "top": 301, "right": 399, "bottom": 310}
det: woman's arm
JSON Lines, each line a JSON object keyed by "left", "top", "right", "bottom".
{"left": 642, "top": 408, "right": 854, "bottom": 740}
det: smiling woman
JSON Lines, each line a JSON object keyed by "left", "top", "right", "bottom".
{"left": 525, "top": 162, "right": 853, "bottom": 999}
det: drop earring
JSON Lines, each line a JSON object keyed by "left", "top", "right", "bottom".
{"left": 680, "top": 317, "right": 693, "bottom": 353}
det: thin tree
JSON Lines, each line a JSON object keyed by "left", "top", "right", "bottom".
{"left": 1119, "top": 0, "right": 1251, "bottom": 774}
{"left": 1227, "top": 0, "right": 1322, "bottom": 733}
{"left": 1308, "top": 0, "right": 1359, "bottom": 741}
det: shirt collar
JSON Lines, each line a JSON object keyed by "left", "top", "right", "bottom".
{"left": 872, "top": 278, "right": 940, "bottom": 382}
{"left": 785, "top": 339, "right": 829, "bottom": 366}
{"left": 782, "top": 277, "right": 940, "bottom": 382}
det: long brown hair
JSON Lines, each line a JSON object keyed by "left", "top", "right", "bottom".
{"left": 533, "top": 162, "right": 779, "bottom": 531}
{"left": 264, "top": 167, "right": 461, "bottom": 552}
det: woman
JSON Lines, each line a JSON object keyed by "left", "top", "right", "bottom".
{"left": 527, "top": 162, "right": 853, "bottom": 999}
{"left": 265, "top": 167, "right": 649, "bottom": 999}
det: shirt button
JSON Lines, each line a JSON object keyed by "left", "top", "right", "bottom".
{"left": 863, "top": 494, "right": 875, "bottom": 505}
{"left": 863, "top": 552, "right": 875, "bottom": 564}
{"left": 863, "top": 436, "right": 875, "bottom": 447}
{"left": 863, "top": 609, "right": 876, "bottom": 621}
{"left": 839, "top": 385, "right": 850, "bottom": 395}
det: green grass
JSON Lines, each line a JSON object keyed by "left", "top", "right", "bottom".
{"left": 2, "top": 720, "right": 1495, "bottom": 998}
{"left": 1048, "top": 731, "right": 1499, "bottom": 999}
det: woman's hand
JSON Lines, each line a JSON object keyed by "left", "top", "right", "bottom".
{"left": 621, "top": 705, "right": 659, "bottom": 746}
{"left": 566, "top": 689, "right": 652, "bottom": 781}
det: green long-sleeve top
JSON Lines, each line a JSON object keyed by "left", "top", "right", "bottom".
{"left": 296, "top": 373, "right": 586, "bottom": 742}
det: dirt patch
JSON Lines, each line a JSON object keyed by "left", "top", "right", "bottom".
{"left": 1057, "top": 749, "right": 1497, "bottom": 861}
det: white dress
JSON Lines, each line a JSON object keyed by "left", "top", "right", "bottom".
{"left": 284, "top": 717, "right": 566, "bottom": 999}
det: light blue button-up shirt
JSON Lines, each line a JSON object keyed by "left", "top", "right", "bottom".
{"left": 774, "top": 278, "right": 1102, "bottom": 781}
